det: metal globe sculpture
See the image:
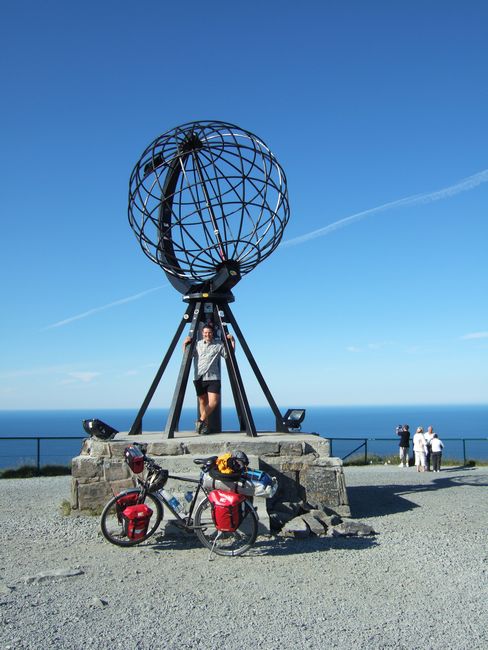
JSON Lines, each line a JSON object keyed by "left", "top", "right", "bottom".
{"left": 127, "top": 121, "right": 290, "bottom": 438}
{"left": 128, "top": 120, "right": 289, "bottom": 294}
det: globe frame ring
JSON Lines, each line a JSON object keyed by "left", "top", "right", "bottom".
{"left": 128, "top": 120, "right": 290, "bottom": 294}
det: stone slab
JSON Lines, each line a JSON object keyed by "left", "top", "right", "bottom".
{"left": 301, "top": 512, "right": 327, "bottom": 536}
{"left": 112, "top": 431, "right": 327, "bottom": 457}
{"left": 281, "top": 517, "right": 310, "bottom": 538}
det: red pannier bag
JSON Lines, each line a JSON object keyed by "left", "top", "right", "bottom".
{"left": 116, "top": 492, "right": 140, "bottom": 511}
{"left": 208, "top": 490, "right": 246, "bottom": 532}
{"left": 121, "top": 503, "right": 153, "bottom": 540}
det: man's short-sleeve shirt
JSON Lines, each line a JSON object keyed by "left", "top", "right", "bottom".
{"left": 193, "top": 340, "right": 227, "bottom": 380}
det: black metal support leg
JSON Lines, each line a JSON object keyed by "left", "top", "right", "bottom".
{"left": 221, "top": 303, "right": 286, "bottom": 432}
{"left": 128, "top": 293, "right": 284, "bottom": 439}
{"left": 128, "top": 303, "right": 195, "bottom": 435}
{"left": 216, "top": 309, "right": 257, "bottom": 437}
{"left": 163, "top": 302, "right": 202, "bottom": 438}
{"left": 224, "top": 354, "right": 247, "bottom": 432}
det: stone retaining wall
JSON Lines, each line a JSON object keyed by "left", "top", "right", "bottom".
{"left": 71, "top": 433, "right": 350, "bottom": 529}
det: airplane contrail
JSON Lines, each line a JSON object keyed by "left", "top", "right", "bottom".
{"left": 280, "top": 168, "right": 488, "bottom": 248}
{"left": 43, "top": 285, "right": 167, "bottom": 330}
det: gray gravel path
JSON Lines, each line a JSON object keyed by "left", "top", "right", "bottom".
{"left": 1, "top": 466, "right": 487, "bottom": 650}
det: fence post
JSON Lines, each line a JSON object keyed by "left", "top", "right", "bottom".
{"left": 463, "top": 439, "right": 466, "bottom": 466}
{"left": 330, "top": 439, "right": 333, "bottom": 456}
{"left": 36, "top": 438, "right": 41, "bottom": 472}
{"left": 364, "top": 439, "right": 368, "bottom": 464}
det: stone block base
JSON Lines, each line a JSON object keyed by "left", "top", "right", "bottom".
{"left": 71, "top": 431, "right": 350, "bottom": 530}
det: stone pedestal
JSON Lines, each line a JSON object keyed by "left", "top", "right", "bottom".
{"left": 71, "top": 431, "right": 350, "bottom": 531}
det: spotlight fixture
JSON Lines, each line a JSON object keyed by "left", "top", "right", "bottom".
{"left": 283, "top": 409, "right": 306, "bottom": 431}
{"left": 82, "top": 419, "right": 119, "bottom": 441}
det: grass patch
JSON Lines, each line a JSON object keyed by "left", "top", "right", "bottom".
{"left": 59, "top": 499, "right": 72, "bottom": 516}
{"left": 441, "top": 458, "right": 480, "bottom": 467}
{"left": 79, "top": 506, "right": 104, "bottom": 516}
{"left": 343, "top": 456, "right": 485, "bottom": 467}
{"left": 344, "top": 454, "right": 399, "bottom": 466}
{"left": 58, "top": 500, "right": 102, "bottom": 517}
{"left": 0, "top": 464, "right": 71, "bottom": 479}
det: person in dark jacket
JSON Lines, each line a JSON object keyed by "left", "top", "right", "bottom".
{"left": 397, "top": 424, "right": 411, "bottom": 467}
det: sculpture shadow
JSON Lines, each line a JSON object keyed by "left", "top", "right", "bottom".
{"left": 347, "top": 485, "right": 419, "bottom": 518}
{"left": 250, "top": 534, "right": 378, "bottom": 557}
{"left": 347, "top": 469, "right": 488, "bottom": 519}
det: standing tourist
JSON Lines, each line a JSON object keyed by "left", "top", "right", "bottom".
{"left": 396, "top": 424, "right": 410, "bottom": 468}
{"left": 183, "top": 324, "right": 235, "bottom": 435}
{"left": 424, "top": 425, "right": 436, "bottom": 471}
{"left": 430, "top": 433, "right": 444, "bottom": 472}
{"left": 413, "top": 426, "right": 427, "bottom": 472}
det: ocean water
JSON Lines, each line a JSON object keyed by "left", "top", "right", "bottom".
{"left": 0, "top": 404, "right": 487, "bottom": 469}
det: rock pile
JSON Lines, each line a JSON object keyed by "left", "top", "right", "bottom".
{"left": 276, "top": 506, "right": 376, "bottom": 539}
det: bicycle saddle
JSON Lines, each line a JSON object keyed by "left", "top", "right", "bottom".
{"left": 193, "top": 456, "right": 218, "bottom": 469}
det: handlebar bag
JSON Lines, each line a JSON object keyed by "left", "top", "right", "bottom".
{"left": 124, "top": 446, "right": 145, "bottom": 474}
{"left": 208, "top": 490, "right": 246, "bottom": 532}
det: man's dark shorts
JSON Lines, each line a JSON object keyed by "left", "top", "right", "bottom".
{"left": 194, "top": 378, "right": 221, "bottom": 396}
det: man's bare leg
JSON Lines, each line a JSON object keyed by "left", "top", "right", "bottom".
{"left": 197, "top": 391, "right": 220, "bottom": 434}
{"left": 205, "top": 391, "right": 219, "bottom": 421}
{"left": 198, "top": 394, "right": 208, "bottom": 422}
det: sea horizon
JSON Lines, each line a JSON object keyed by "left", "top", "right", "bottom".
{"left": 1, "top": 401, "right": 487, "bottom": 412}
{"left": 0, "top": 404, "right": 487, "bottom": 469}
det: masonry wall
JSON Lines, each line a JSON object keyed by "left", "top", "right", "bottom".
{"left": 71, "top": 434, "right": 350, "bottom": 527}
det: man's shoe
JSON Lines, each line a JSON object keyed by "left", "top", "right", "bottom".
{"left": 195, "top": 419, "right": 203, "bottom": 434}
{"left": 199, "top": 420, "right": 209, "bottom": 435}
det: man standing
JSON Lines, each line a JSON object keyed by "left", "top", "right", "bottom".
{"left": 397, "top": 424, "right": 410, "bottom": 467}
{"left": 183, "top": 324, "right": 235, "bottom": 435}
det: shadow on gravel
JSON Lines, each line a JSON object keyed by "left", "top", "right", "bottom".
{"left": 147, "top": 533, "right": 203, "bottom": 551}
{"left": 348, "top": 470, "right": 488, "bottom": 519}
{"left": 128, "top": 533, "right": 379, "bottom": 557}
{"left": 249, "top": 535, "right": 379, "bottom": 556}
{"left": 347, "top": 485, "right": 418, "bottom": 518}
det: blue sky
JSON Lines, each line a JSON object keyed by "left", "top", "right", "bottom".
{"left": 1, "top": 1, "right": 487, "bottom": 410}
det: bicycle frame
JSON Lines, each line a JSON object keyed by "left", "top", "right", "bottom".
{"left": 102, "top": 452, "right": 261, "bottom": 556}
{"left": 141, "top": 473, "right": 210, "bottom": 531}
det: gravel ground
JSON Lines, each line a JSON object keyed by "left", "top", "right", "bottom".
{"left": 1, "top": 465, "right": 487, "bottom": 650}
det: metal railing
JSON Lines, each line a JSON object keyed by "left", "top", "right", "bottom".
{"left": 0, "top": 436, "right": 85, "bottom": 471}
{"left": 1, "top": 435, "right": 487, "bottom": 472}
{"left": 329, "top": 437, "right": 488, "bottom": 465}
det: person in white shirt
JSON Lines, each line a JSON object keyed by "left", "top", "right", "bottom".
{"left": 413, "top": 427, "right": 427, "bottom": 472}
{"left": 430, "top": 433, "right": 444, "bottom": 472}
{"left": 183, "top": 324, "right": 235, "bottom": 435}
{"left": 424, "top": 425, "right": 436, "bottom": 471}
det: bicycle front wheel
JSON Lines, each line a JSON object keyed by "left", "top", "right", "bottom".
{"left": 194, "top": 497, "right": 258, "bottom": 556}
{"left": 100, "top": 490, "right": 163, "bottom": 547}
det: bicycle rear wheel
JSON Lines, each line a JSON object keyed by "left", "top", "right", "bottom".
{"left": 100, "top": 490, "right": 163, "bottom": 547}
{"left": 194, "top": 497, "right": 258, "bottom": 556}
